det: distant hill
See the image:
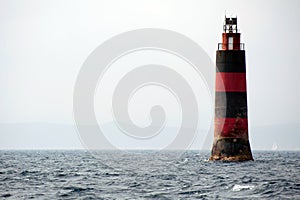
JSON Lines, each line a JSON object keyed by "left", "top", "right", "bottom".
{"left": 0, "top": 123, "right": 82, "bottom": 150}
{"left": 0, "top": 123, "right": 299, "bottom": 150}
{"left": 249, "top": 124, "right": 300, "bottom": 151}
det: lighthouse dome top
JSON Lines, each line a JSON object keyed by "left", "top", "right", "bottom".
{"left": 224, "top": 16, "right": 238, "bottom": 33}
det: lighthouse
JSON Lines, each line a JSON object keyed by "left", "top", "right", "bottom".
{"left": 210, "top": 17, "right": 253, "bottom": 161}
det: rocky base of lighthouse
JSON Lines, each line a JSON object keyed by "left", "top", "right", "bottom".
{"left": 209, "top": 138, "right": 253, "bottom": 161}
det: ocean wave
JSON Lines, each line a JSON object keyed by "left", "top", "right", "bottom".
{"left": 232, "top": 184, "right": 255, "bottom": 191}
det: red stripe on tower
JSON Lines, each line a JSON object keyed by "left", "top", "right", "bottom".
{"left": 216, "top": 73, "right": 246, "bottom": 92}
{"left": 214, "top": 118, "right": 248, "bottom": 138}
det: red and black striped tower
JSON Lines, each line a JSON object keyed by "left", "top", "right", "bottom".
{"left": 210, "top": 17, "right": 253, "bottom": 161}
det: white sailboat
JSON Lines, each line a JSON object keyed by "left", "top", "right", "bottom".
{"left": 271, "top": 142, "right": 278, "bottom": 151}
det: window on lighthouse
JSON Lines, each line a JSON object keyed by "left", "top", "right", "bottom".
{"left": 228, "top": 37, "right": 233, "bottom": 50}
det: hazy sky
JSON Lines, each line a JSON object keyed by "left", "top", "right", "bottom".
{"left": 0, "top": 0, "right": 299, "bottom": 150}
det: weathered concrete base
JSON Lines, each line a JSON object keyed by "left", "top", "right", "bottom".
{"left": 209, "top": 138, "right": 253, "bottom": 161}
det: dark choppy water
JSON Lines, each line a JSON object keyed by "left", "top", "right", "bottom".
{"left": 0, "top": 151, "right": 299, "bottom": 199}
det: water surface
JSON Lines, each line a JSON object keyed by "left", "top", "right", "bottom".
{"left": 0, "top": 151, "right": 299, "bottom": 199}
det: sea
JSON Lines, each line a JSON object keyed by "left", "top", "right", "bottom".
{"left": 0, "top": 150, "right": 299, "bottom": 199}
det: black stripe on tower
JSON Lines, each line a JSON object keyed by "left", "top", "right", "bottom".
{"left": 216, "top": 51, "right": 246, "bottom": 73}
{"left": 215, "top": 92, "right": 248, "bottom": 118}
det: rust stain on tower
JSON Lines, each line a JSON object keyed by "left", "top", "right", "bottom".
{"left": 210, "top": 16, "right": 253, "bottom": 161}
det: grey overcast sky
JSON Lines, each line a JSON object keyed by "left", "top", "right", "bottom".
{"left": 0, "top": 0, "right": 299, "bottom": 150}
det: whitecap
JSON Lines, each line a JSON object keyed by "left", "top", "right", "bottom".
{"left": 232, "top": 184, "right": 255, "bottom": 191}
